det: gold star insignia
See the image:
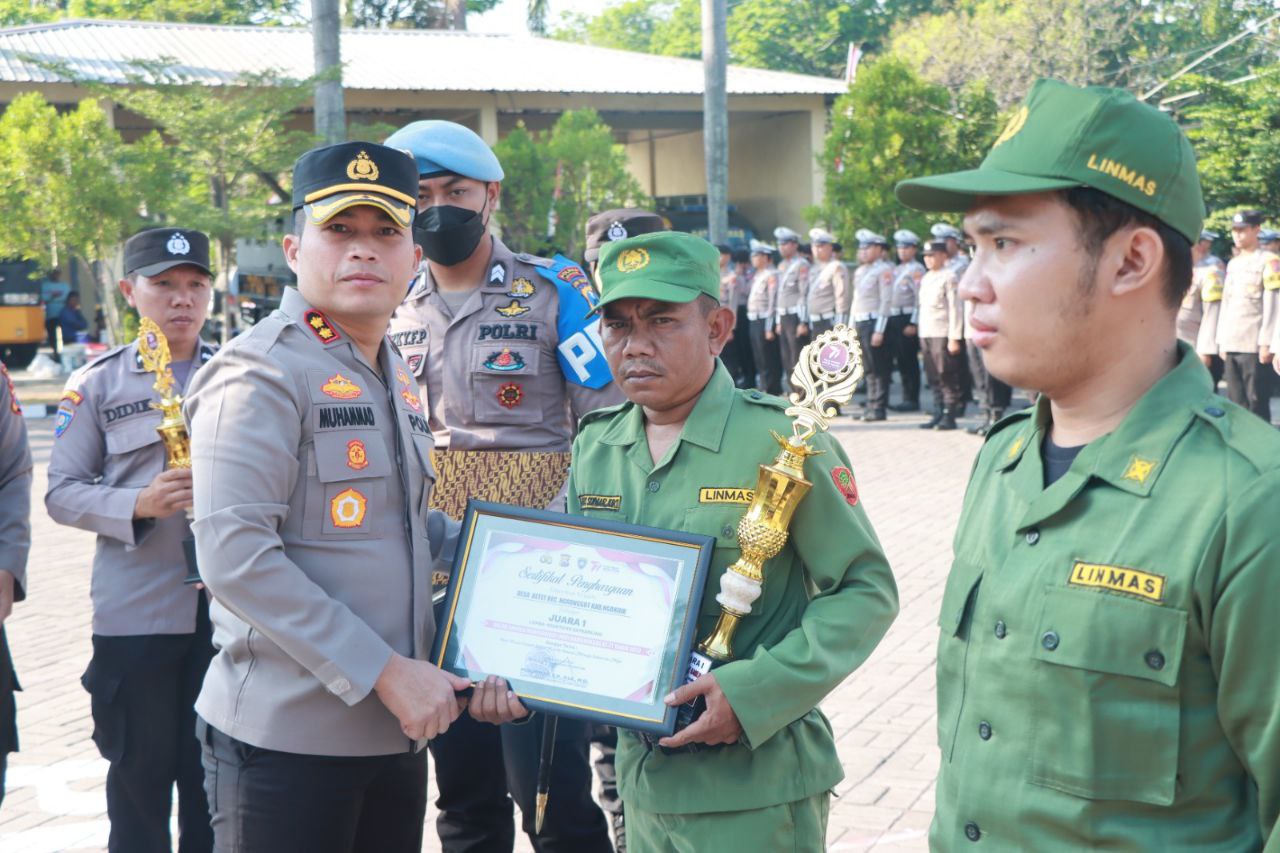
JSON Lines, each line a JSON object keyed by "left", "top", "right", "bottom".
{"left": 1122, "top": 456, "right": 1158, "bottom": 485}
{"left": 1007, "top": 436, "right": 1024, "bottom": 460}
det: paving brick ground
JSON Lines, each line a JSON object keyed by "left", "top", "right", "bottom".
{"left": 0, "top": 386, "right": 996, "bottom": 852}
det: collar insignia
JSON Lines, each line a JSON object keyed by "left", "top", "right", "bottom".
{"left": 1122, "top": 455, "right": 1158, "bottom": 486}
{"left": 304, "top": 310, "right": 341, "bottom": 344}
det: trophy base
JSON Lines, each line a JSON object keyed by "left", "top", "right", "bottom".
{"left": 639, "top": 650, "right": 723, "bottom": 755}
{"left": 182, "top": 536, "right": 202, "bottom": 586}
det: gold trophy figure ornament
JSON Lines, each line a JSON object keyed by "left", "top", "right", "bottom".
{"left": 136, "top": 317, "right": 202, "bottom": 585}
{"left": 668, "top": 325, "right": 863, "bottom": 739}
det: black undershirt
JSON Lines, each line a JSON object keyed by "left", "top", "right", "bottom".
{"left": 1041, "top": 435, "right": 1086, "bottom": 487}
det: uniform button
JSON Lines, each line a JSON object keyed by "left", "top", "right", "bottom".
{"left": 1204, "top": 406, "right": 1225, "bottom": 417}
{"left": 721, "top": 524, "right": 735, "bottom": 538}
{"left": 328, "top": 677, "right": 351, "bottom": 695}
{"left": 993, "top": 620, "right": 1007, "bottom": 640}
{"left": 1025, "top": 528, "right": 1040, "bottom": 545}
{"left": 647, "top": 480, "right": 660, "bottom": 493}
{"left": 1041, "top": 630, "right": 1059, "bottom": 651}
{"left": 978, "top": 721, "right": 992, "bottom": 740}
{"left": 964, "top": 821, "right": 981, "bottom": 841}
{"left": 1145, "top": 650, "right": 1165, "bottom": 670}
{"left": 749, "top": 391, "right": 762, "bottom": 400}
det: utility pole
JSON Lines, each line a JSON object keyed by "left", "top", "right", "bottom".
{"left": 312, "top": 0, "right": 345, "bottom": 145}
{"left": 702, "top": 0, "right": 728, "bottom": 244}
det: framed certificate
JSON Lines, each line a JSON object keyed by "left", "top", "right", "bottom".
{"left": 431, "top": 500, "right": 715, "bottom": 736}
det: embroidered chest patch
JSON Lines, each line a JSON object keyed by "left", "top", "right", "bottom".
{"left": 1068, "top": 561, "right": 1166, "bottom": 604}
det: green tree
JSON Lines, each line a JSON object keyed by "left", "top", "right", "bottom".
{"left": 809, "top": 57, "right": 999, "bottom": 242}
{"left": 492, "top": 122, "right": 555, "bottom": 253}
{"left": 1176, "top": 69, "right": 1280, "bottom": 217}
{"left": 544, "top": 109, "right": 649, "bottom": 258}
{"left": 66, "top": 0, "right": 294, "bottom": 23}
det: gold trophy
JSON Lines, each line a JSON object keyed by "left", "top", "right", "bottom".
{"left": 698, "top": 324, "right": 863, "bottom": 664}
{"left": 136, "top": 317, "right": 201, "bottom": 585}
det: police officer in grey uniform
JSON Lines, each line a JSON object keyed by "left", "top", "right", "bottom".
{"left": 915, "top": 240, "right": 964, "bottom": 430}
{"left": 382, "top": 120, "right": 615, "bottom": 853}
{"left": 186, "top": 142, "right": 525, "bottom": 853}
{"left": 1183, "top": 229, "right": 1226, "bottom": 386}
{"left": 889, "top": 229, "right": 924, "bottom": 412}
{"left": 773, "top": 226, "right": 811, "bottom": 378}
{"left": 848, "top": 229, "right": 894, "bottom": 421}
{"left": 0, "top": 361, "right": 30, "bottom": 807}
{"left": 802, "top": 228, "right": 847, "bottom": 339}
{"left": 746, "top": 239, "right": 782, "bottom": 394}
{"left": 45, "top": 227, "right": 217, "bottom": 853}
{"left": 1216, "top": 210, "right": 1280, "bottom": 419}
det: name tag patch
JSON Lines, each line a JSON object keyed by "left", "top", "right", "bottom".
{"left": 1068, "top": 561, "right": 1166, "bottom": 603}
{"left": 579, "top": 494, "right": 621, "bottom": 511}
{"left": 698, "top": 487, "right": 754, "bottom": 505}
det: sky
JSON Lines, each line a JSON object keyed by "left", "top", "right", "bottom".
{"left": 469, "top": 0, "right": 607, "bottom": 34}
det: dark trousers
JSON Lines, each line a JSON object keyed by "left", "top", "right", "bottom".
{"left": 748, "top": 319, "right": 783, "bottom": 395}
{"left": 81, "top": 597, "right": 214, "bottom": 853}
{"left": 886, "top": 315, "right": 920, "bottom": 406}
{"left": 430, "top": 711, "right": 612, "bottom": 853}
{"left": 721, "top": 306, "right": 756, "bottom": 388}
{"left": 777, "top": 313, "right": 808, "bottom": 383}
{"left": 1224, "top": 352, "right": 1271, "bottom": 420}
{"left": 0, "top": 624, "right": 15, "bottom": 811}
{"left": 966, "top": 340, "right": 1011, "bottom": 413}
{"left": 855, "top": 319, "right": 891, "bottom": 413}
{"left": 198, "top": 719, "right": 427, "bottom": 853}
{"left": 809, "top": 317, "right": 836, "bottom": 338}
{"left": 922, "top": 338, "right": 965, "bottom": 410}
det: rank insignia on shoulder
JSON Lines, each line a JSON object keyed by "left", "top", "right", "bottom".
{"left": 346, "top": 439, "right": 369, "bottom": 471}
{"left": 1122, "top": 455, "right": 1158, "bottom": 485}
{"left": 330, "top": 487, "right": 368, "bottom": 529}
{"left": 508, "top": 277, "right": 535, "bottom": 299}
{"left": 579, "top": 494, "right": 621, "bottom": 511}
{"left": 830, "top": 466, "right": 859, "bottom": 506}
{"left": 490, "top": 263, "right": 507, "bottom": 284}
{"left": 401, "top": 388, "right": 423, "bottom": 412}
{"left": 484, "top": 348, "right": 525, "bottom": 371}
{"left": 496, "top": 382, "right": 524, "bottom": 409}
{"left": 1068, "top": 561, "right": 1165, "bottom": 603}
{"left": 304, "top": 310, "right": 341, "bottom": 344}
{"left": 321, "top": 373, "right": 362, "bottom": 399}
{"left": 495, "top": 300, "right": 531, "bottom": 318}
{"left": 698, "top": 487, "right": 755, "bottom": 505}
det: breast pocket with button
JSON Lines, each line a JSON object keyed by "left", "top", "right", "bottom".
{"left": 469, "top": 343, "right": 544, "bottom": 425}
{"left": 103, "top": 417, "right": 165, "bottom": 486}
{"left": 302, "top": 431, "right": 392, "bottom": 540}
{"left": 1028, "top": 585, "right": 1187, "bottom": 805}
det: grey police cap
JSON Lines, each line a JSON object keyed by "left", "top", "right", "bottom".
{"left": 383, "top": 120, "right": 505, "bottom": 182}
{"left": 856, "top": 228, "right": 888, "bottom": 248}
{"left": 893, "top": 229, "right": 920, "bottom": 246}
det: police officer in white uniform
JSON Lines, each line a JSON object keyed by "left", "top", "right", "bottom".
{"left": 0, "top": 362, "right": 30, "bottom": 807}
{"left": 46, "top": 228, "right": 217, "bottom": 853}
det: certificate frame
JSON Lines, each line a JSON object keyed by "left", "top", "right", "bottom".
{"left": 431, "top": 500, "right": 715, "bottom": 736}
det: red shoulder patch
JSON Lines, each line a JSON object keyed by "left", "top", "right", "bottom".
{"left": 831, "top": 466, "right": 859, "bottom": 506}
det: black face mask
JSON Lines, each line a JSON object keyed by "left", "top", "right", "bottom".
{"left": 414, "top": 199, "right": 487, "bottom": 267}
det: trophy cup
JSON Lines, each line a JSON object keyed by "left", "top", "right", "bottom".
{"left": 136, "top": 317, "right": 202, "bottom": 585}
{"left": 671, "top": 325, "right": 863, "bottom": 741}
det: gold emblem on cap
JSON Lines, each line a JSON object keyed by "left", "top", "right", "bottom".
{"left": 616, "top": 248, "right": 650, "bottom": 273}
{"left": 992, "top": 105, "right": 1029, "bottom": 149}
{"left": 346, "top": 150, "right": 380, "bottom": 182}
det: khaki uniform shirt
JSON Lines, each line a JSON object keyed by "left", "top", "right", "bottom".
{"left": 388, "top": 237, "right": 621, "bottom": 453}
{"left": 933, "top": 343, "right": 1280, "bottom": 850}
{"left": 45, "top": 340, "right": 214, "bottom": 636}
{"left": 805, "top": 260, "right": 848, "bottom": 321}
{"left": 570, "top": 364, "right": 898, "bottom": 814}
{"left": 1180, "top": 255, "right": 1225, "bottom": 355}
{"left": 774, "top": 256, "right": 811, "bottom": 322}
{"left": 0, "top": 363, "right": 30, "bottom": 598}
{"left": 916, "top": 269, "right": 963, "bottom": 341}
{"left": 186, "top": 287, "right": 453, "bottom": 756}
{"left": 850, "top": 259, "right": 894, "bottom": 333}
{"left": 746, "top": 267, "right": 778, "bottom": 332}
{"left": 890, "top": 260, "right": 924, "bottom": 315}
{"left": 1215, "top": 249, "right": 1280, "bottom": 354}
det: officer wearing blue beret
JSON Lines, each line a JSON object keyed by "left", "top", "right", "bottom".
{"left": 383, "top": 120, "right": 617, "bottom": 853}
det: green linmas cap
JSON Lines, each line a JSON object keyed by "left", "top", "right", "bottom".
{"left": 895, "top": 79, "right": 1205, "bottom": 243}
{"left": 595, "top": 231, "right": 721, "bottom": 313}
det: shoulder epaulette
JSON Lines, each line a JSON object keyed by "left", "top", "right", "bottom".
{"left": 740, "top": 389, "right": 790, "bottom": 411}
{"left": 514, "top": 252, "right": 555, "bottom": 269}
{"left": 578, "top": 401, "right": 630, "bottom": 429}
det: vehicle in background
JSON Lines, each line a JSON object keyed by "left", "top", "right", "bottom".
{"left": 0, "top": 259, "right": 44, "bottom": 368}
{"left": 656, "top": 196, "right": 759, "bottom": 251}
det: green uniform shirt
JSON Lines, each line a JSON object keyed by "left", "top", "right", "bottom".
{"left": 569, "top": 363, "right": 898, "bottom": 814}
{"left": 933, "top": 342, "right": 1280, "bottom": 851}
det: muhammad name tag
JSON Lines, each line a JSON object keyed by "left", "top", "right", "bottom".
{"left": 698, "top": 487, "right": 755, "bottom": 505}
{"left": 1068, "top": 561, "right": 1166, "bottom": 603}
{"left": 578, "top": 494, "right": 621, "bottom": 511}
